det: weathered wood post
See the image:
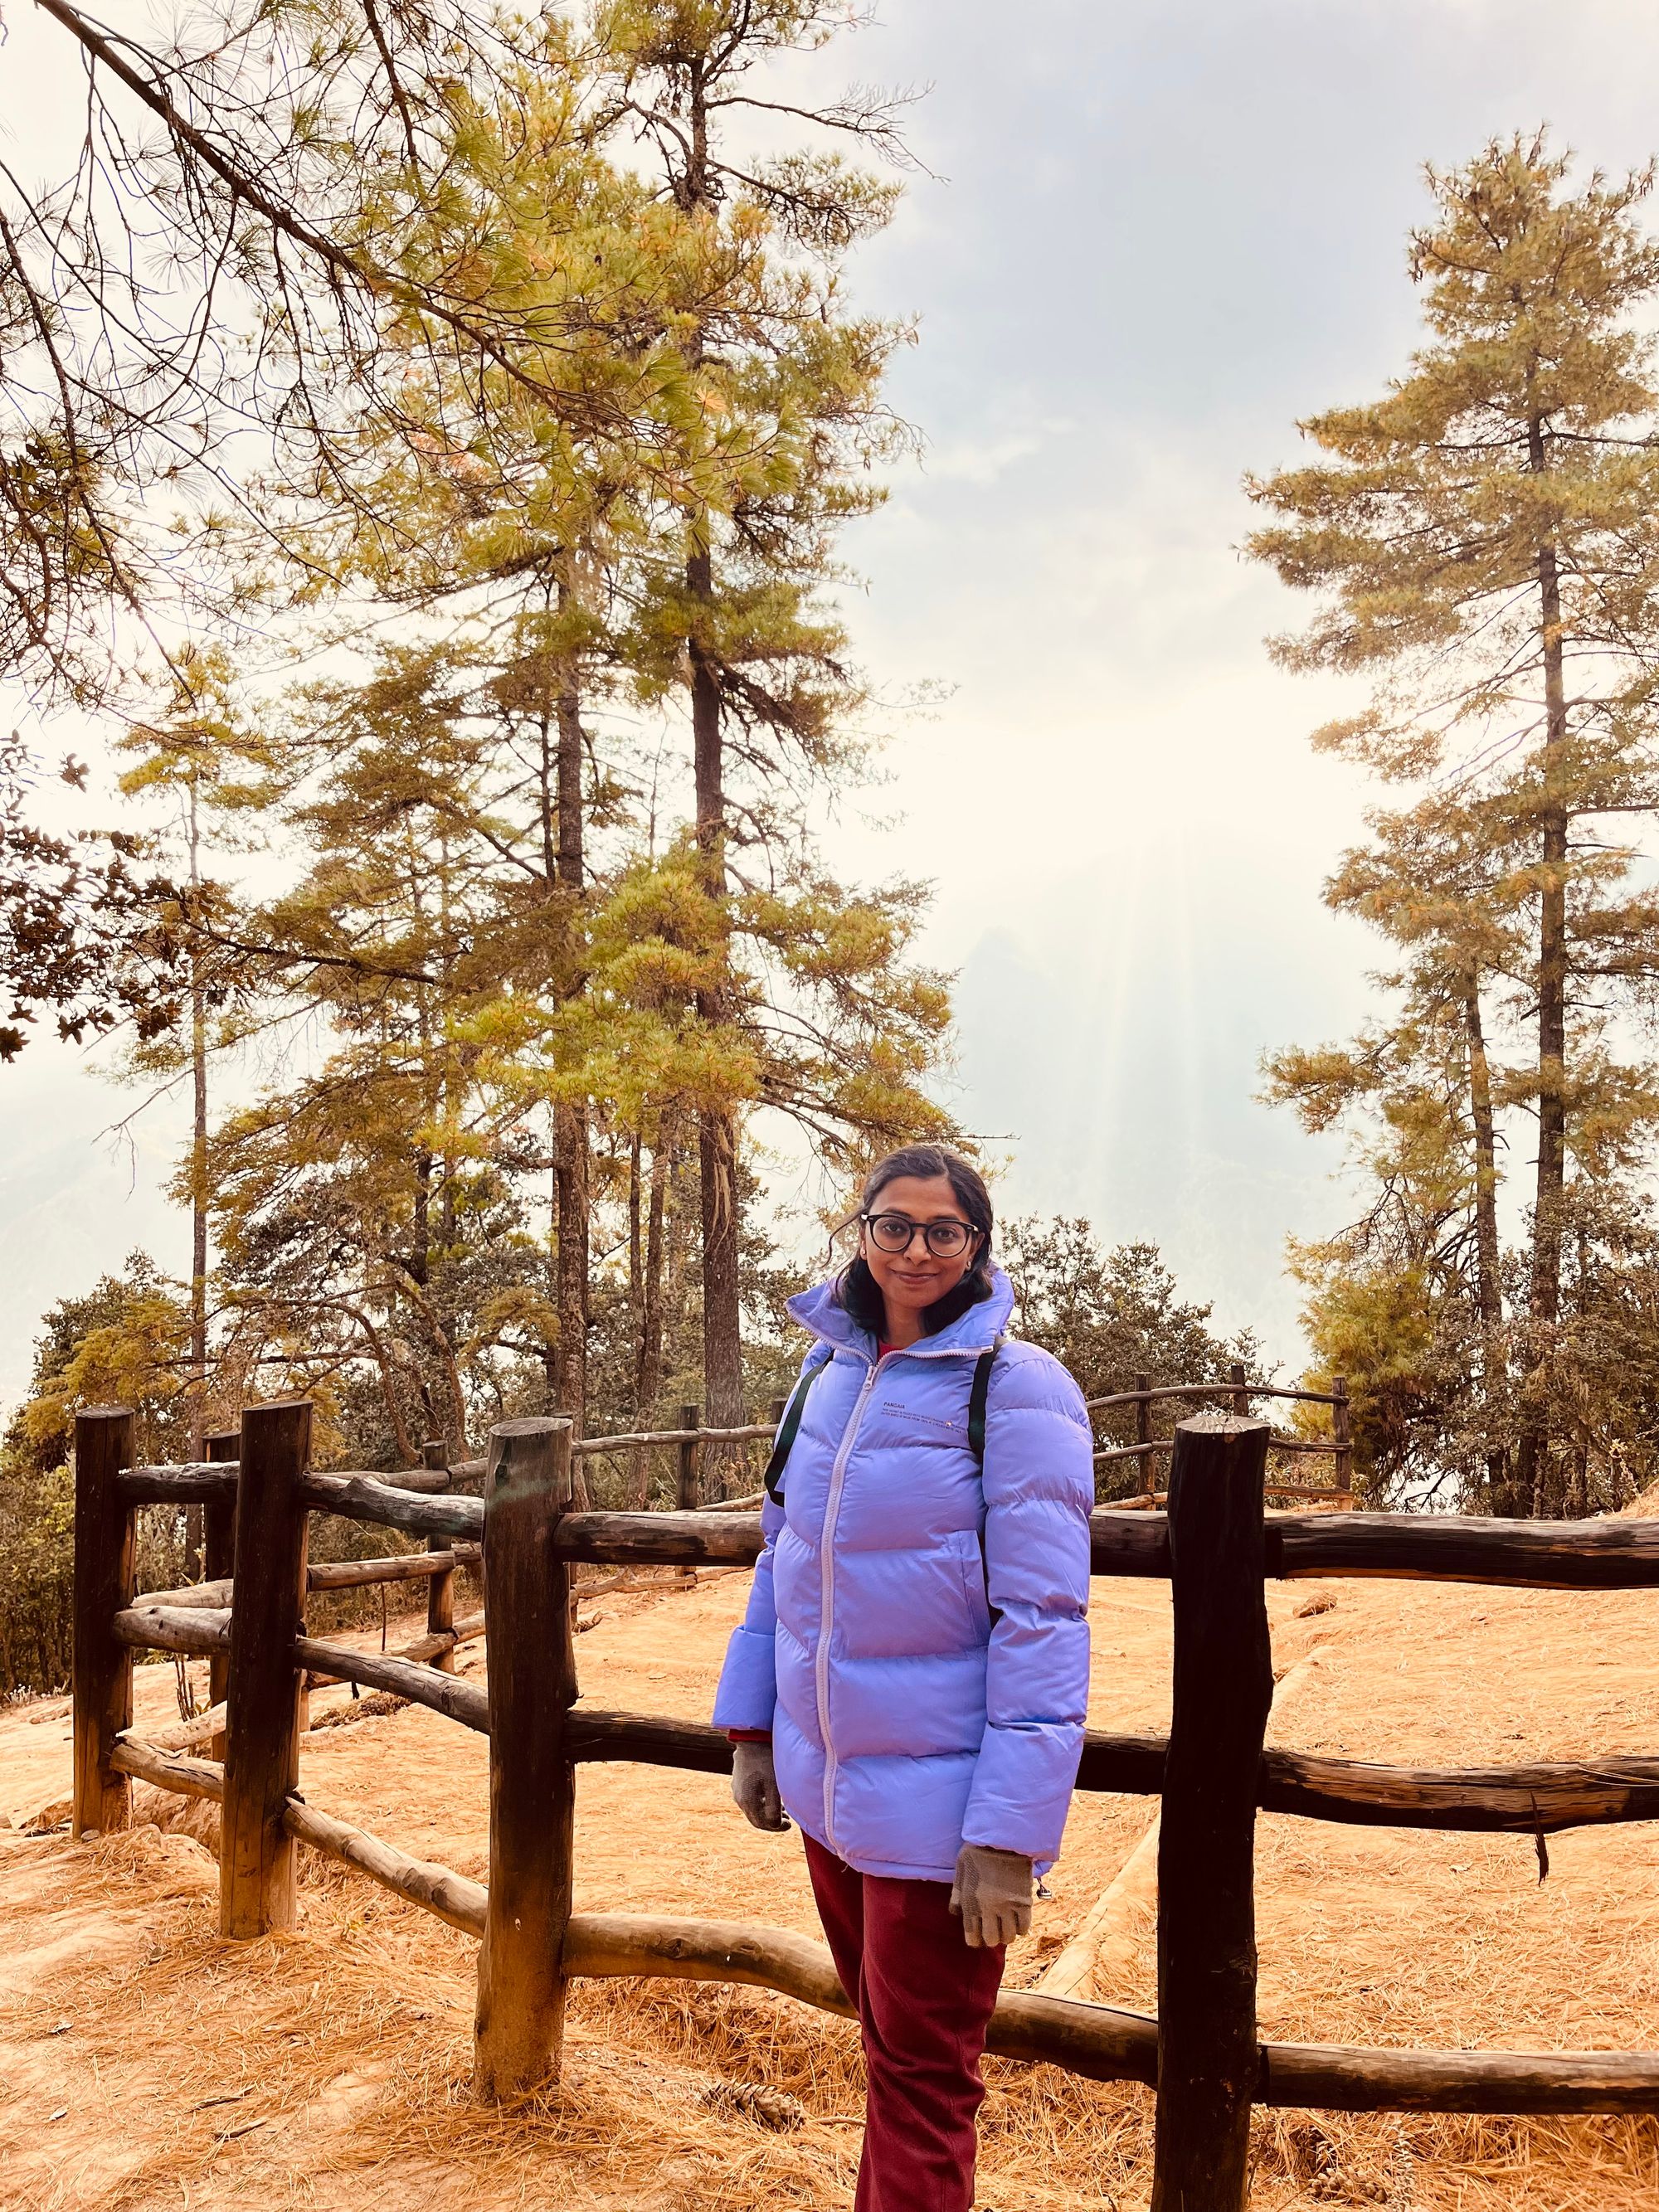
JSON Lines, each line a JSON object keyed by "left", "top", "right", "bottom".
{"left": 1136, "top": 1370, "right": 1154, "bottom": 1503}
{"left": 674, "top": 1402, "right": 703, "bottom": 1579}
{"left": 1151, "top": 1412, "right": 1273, "bottom": 2212}
{"left": 1228, "top": 1359, "right": 1250, "bottom": 1417}
{"left": 205, "top": 1428, "right": 239, "bottom": 1760}
{"left": 677, "top": 1401, "right": 703, "bottom": 1511}
{"left": 422, "top": 1439, "right": 457, "bottom": 1673}
{"left": 221, "top": 1399, "right": 312, "bottom": 1938}
{"left": 474, "top": 1415, "right": 576, "bottom": 2101}
{"left": 1332, "top": 1377, "right": 1353, "bottom": 1509}
{"left": 72, "top": 1407, "right": 137, "bottom": 1837}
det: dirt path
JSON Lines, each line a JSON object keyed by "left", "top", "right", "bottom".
{"left": 3, "top": 1562, "right": 1658, "bottom": 2209}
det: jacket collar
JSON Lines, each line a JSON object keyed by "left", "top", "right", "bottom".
{"left": 787, "top": 1266, "right": 1014, "bottom": 1360}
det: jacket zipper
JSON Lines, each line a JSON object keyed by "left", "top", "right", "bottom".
{"left": 812, "top": 1337, "right": 993, "bottom": 1858}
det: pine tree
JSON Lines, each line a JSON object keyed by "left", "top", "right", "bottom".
{"left": 1249, "top": 134, "right": 1659, "bottom": 1510}
{"left": 203, "top": 648, "right": 547, "bottom": 1461}
{"left": 114, "top": 653, "right": 275, "bottom": 1469}
{"left": 60, "top": 12, "right": 948, "bottom": 1471}
{"left": 216, "top": 8, "right": 940, "bottom": 1458}
{"left": 593, "top": 0, "right": 916, "bottom": 1452}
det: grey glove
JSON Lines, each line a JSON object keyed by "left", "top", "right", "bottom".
{"left": 731, "top": 1738, "right": 789, "bottom": 1831}
{"left": 950, "top": 1844, "right": 1034, "bottom": 1948}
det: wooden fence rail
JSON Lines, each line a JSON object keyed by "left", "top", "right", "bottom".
{"left": 1089, "top": 1365, "right": 1354, "bottom": 1509}
{"left": 70, "top": 1391, "right": 1659, "bottom": 2209}
{"left": 124, "top": 1377, "right": 1353, "bottom": 1517}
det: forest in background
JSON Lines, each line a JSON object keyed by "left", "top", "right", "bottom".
{"left": 6, "top": 18, "right": 1659, "bottom": 1684}
{"left": 0, "top": 2, "right": 1265, "bottom": 1698}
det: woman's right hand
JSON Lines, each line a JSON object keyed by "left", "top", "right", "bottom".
{"left": 732, "top": 1738, "right": 789, "bottom": 1830}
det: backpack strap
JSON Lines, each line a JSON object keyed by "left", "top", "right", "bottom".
{"left": 970, "top": 1340, "right": 1003, "bottom": 1622}
{"left": 967, "top": 1344, "right": 997, "bottom": 1466}
{"left": 763, "top": 1354, "right": 829, "bottom": 1506}
{"left": 765, "top": 1339, "right": 1000, "bottom": 1508}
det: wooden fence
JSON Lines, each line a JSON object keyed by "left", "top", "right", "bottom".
{"left": 70, "top": 1395, "right": 1659, "bottom": 2211}
{"left": 1086, "top": 1363, "right": 1354, "bottom": 1510}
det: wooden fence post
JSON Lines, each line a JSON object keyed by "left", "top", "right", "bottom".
{"left": 474, "top": 1416, "right": 575, "bottom": 2101}
{"left": 1151, "top": 1412, "right": 1273, "bottom": 2212}
{"left": 1136, "top": 1370, "right": 1153, "bottom": 1503}
{"left": 1228, "top": 1359, "right": 1250, "bottom": 1417}
{"left": 675, "top": 1403, "right": 703, "bottom": 1581}
{"left": 422, "top": 1439, "right": 456, "bottom": 1674}
{"left": 221, "top": 1399, "right": 312, "bottom": 1939}
{"left": 72, "top": 1406, "right": 136, "bottom": 1837}
{"left": 205, "top": 1428, "right": 239, "bottom": 1760}
{"left": 677, "top": 1401, "right": 703, "bottom": 1510}
{"left": 1332, "top": 1377, "right": 1353, "bottom": 1509}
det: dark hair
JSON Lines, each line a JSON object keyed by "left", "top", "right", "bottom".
{"left": 835, "top": 1143, "right": 995, "bottom": 1337}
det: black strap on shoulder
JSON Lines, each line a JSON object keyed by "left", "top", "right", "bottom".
{"left": 765, "top": 1341, "right": 998, "bottom": 1508}
{"left": 966, "top": 1345, "right": 996, "bottom": 1465}
{"left": 763, "top": 1359, "right": 826, "bottom": 1505}
{"left": 969, "top": 1344, "right": 1002, "bottom": 1625}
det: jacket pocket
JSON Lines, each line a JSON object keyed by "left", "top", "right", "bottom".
{"left": 954, "top": 1529, "right": 992, "bottom": 1641}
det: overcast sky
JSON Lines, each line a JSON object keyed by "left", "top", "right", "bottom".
{"left": 7, "top": 0, "right": 1659, "bottom": 1401}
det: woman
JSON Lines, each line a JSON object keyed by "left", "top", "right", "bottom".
{"left": 713, "top": 1143, "right": 1093, "bottom": 2212}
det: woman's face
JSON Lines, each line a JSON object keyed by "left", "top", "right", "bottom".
{"left": 859, "top": 1172, "right": 980, "bottom": 1331}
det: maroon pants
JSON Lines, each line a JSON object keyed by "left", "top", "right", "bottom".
{"left": 805, "top": 1833, "right": 1005, "bottom": 2212}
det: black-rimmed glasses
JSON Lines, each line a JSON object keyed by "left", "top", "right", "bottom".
{"left": 862, "top": 1211, "right": 979, "bottom": 1258}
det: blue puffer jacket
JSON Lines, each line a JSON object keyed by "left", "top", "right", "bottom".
{"left": 712, "top": 1267, "right": 1094, "bottom": 1883}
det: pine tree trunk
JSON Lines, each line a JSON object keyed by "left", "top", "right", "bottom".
{"left": 536, "top": 693, "right": 560, "bottom": 1421}
{"left": 1465, "top": 979, "right": 1509, "bottom": 1507}
{"left": 552, "top": 641, "right": 589, "bottom": 1438}
{"left": 628, "top": 1132, "right": 644, "bottom": 1403}
{"left": 190, "top": 977, "right": 208, "bottom": 1438}
{"left": 185, "top": 790, "right": 208, "bottom": 1576}
{"left": 1569, "top": 1434, "right": 1589, "bottom": 1517}
{"left": 540, "top": 1132, "right": 557, "bottom": 1414}
{"left": 638, "top": 1130, "right": 670, "bottom": 1423}
{"left": 688, "top": 546, "right": 745, "bottom": 1482}
{"left": 683, "top": 66, "right": 746, "bottom": 1482}
{"left": 538, "top": 710, "right": 557, "bottom": 882}
{"left": 440, "top": 1157, "right": 457, "bottom": 1252}
{"left": 554, "top": 1103, "right": 587, "bottom": 1429}
{"left": 1517, "top": 435, "right": 1570, "bottom": 1516}
{"left": 411, "top": 1151, "right": 433, "bottom": 1286}
{"left": 698, "top": 1114, "right": 744, "bottom": 1495}
{"left": 185, "top": 964, "right": 209, "bottom": 1578}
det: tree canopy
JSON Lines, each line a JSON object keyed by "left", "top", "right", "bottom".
{"left": 1252, "top": 132, "right": 1659, "bottom": 1510}
{"left": 1, "top": 0, "right": 952, "bottom": 1486}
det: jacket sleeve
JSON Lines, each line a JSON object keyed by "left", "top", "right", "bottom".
{"left": 710, "top": 1485, "right": 785, "bottom": 1732}
{"left": 711, "top": 1349, "right": 822, "bottom": 1733}
{"left": 960, "top": 1347, "right": 1094, "bottom": 1864}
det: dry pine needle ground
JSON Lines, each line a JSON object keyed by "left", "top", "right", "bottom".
{"left": 3, "top": 1566, "right": 1659, "bottom": 2208}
